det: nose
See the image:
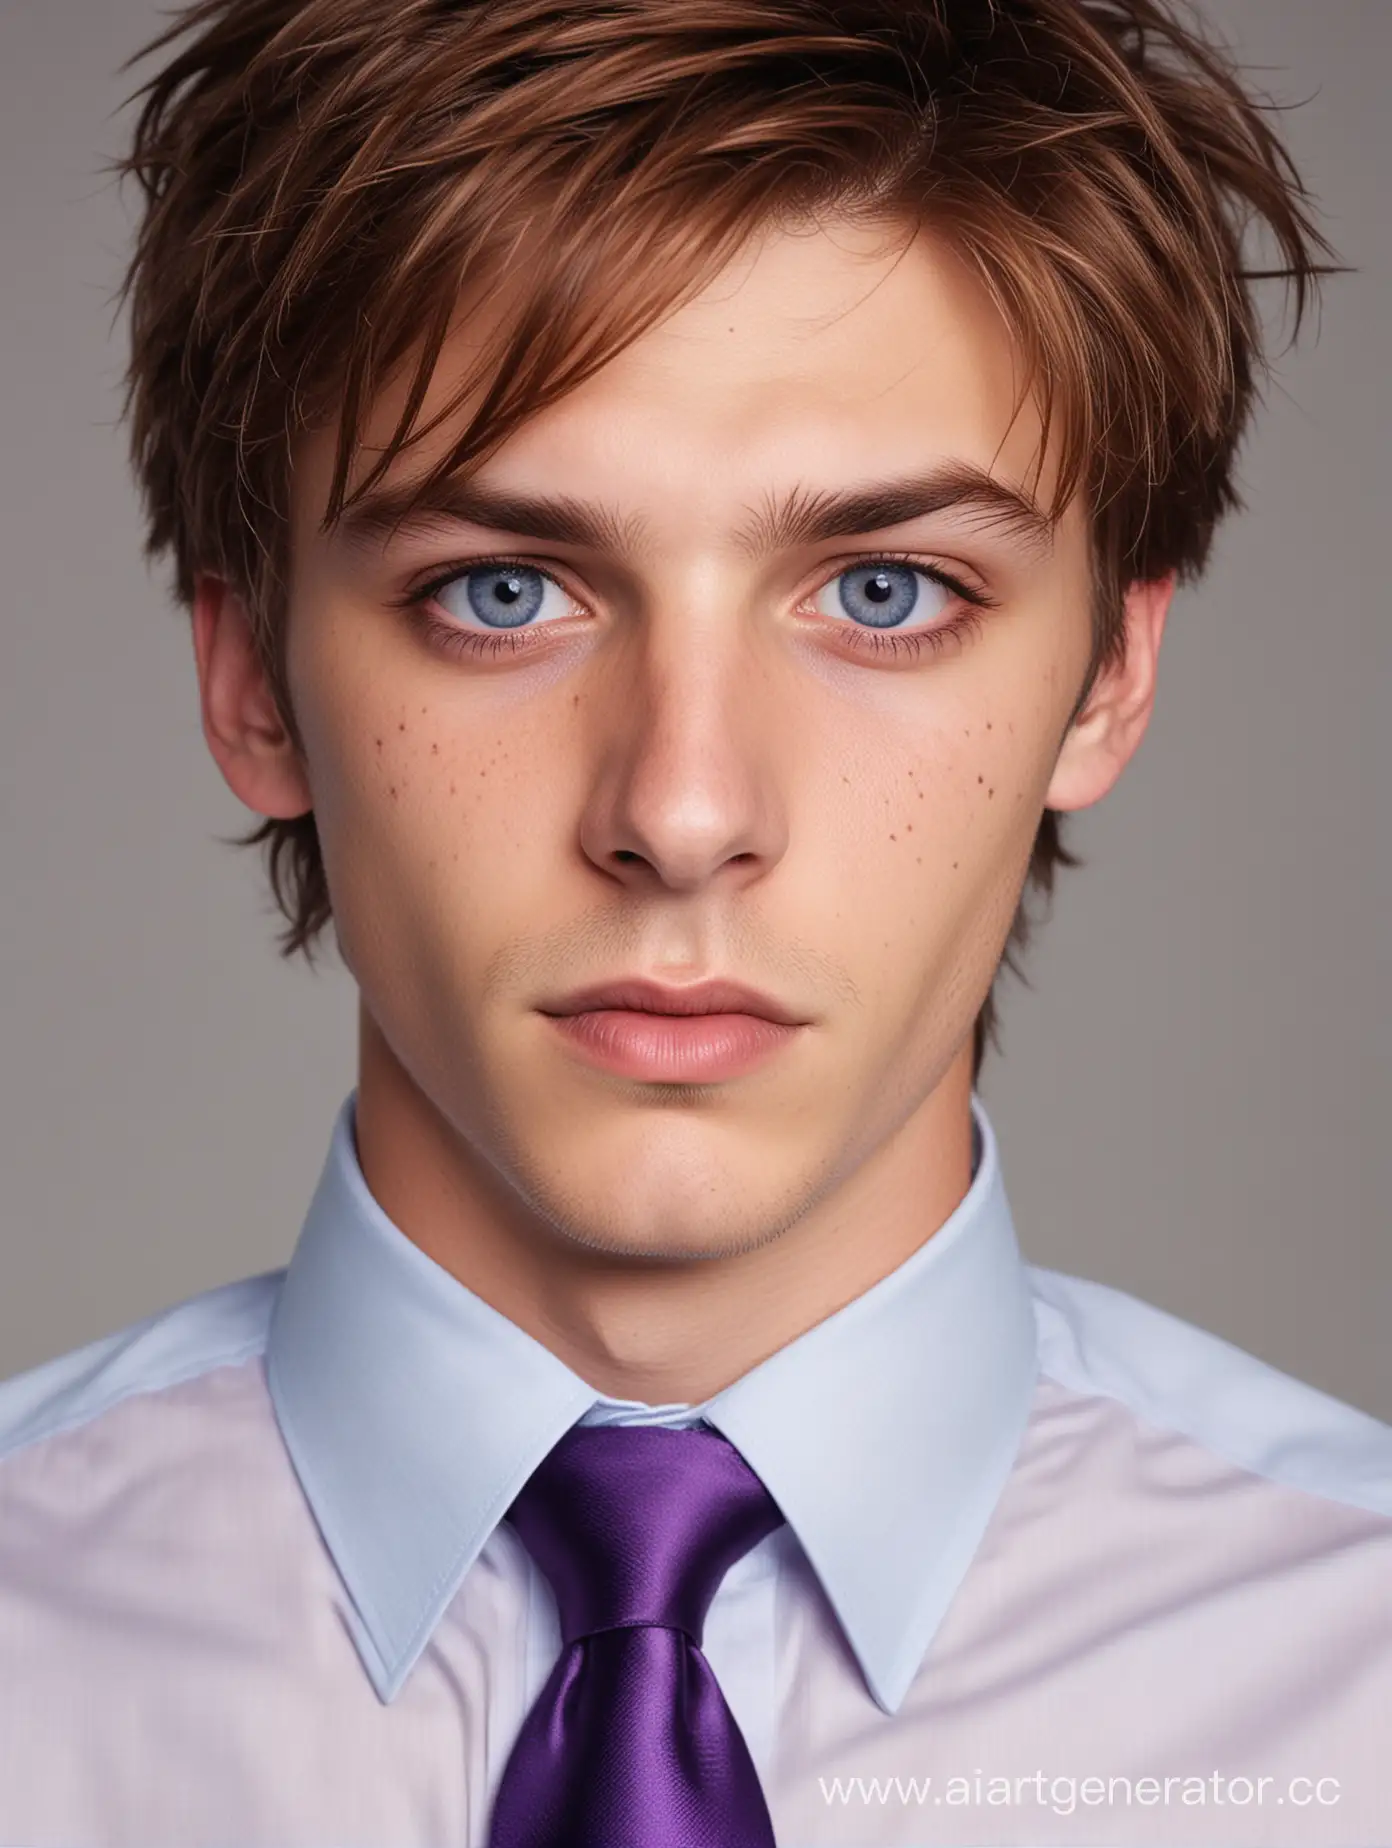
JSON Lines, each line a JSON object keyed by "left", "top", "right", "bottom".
{"left": 576, "top": 610, "right": 789, "bottom": 897}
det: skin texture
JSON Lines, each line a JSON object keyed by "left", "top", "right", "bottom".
{"left": 193, "top": 218, "right": 1172, "bottom": 1404}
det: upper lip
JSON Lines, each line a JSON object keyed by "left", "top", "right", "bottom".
{"left": 540, "top": 977, "right": 805, "bottom": 1025}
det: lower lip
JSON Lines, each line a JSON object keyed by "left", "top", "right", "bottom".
{"left": 544, "top": 1009, "right": 800, "bottom": 1081}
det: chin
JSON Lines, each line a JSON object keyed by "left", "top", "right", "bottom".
{"left": 510, "top": 1114, "right": 821, "bottom": 1263}
{"left": 573, "top": 1227, "right": 780, "bottom": 1265}
{"left": 538, "top": 1191, "right": 794, "bottom": 1266}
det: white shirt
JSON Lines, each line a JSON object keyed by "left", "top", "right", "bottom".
{"left": 0, "top": 1091, "right": 1388, "bottom": 1846}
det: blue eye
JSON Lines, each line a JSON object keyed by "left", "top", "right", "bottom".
{"left": 814, "top": 562, "right": 951, "bottom": 630}
{"left": 435, "top": 563, "right": 568, "bottom": 629}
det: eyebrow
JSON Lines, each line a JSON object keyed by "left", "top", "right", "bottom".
{"left": 329, "top": 458, "right": 1056, "bottom": 563}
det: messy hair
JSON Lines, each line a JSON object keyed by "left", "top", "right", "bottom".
{"left": 114, "top": 0, "right": 1334, "bottom": 1079}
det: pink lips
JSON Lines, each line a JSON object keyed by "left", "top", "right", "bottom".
{"left": 539, "top": 977, "right": 807, "bottom": 1081}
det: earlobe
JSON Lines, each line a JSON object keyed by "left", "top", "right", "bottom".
{"left": 1044, "top": 572, "right": 1175, "bottom": 814}
{"left": 191, "top": 572, "right": 314, "bottom": 821}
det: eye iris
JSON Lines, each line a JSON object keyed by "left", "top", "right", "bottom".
{"left": 465, "top": 566, "right": 544, "bottom": 628}
{"left": 839, "top": 563, "right": 919, "bottom": 629}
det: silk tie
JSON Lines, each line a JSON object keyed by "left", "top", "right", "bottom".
{"left": 487, "top": 1421, "right": 785, "bottom": 1848}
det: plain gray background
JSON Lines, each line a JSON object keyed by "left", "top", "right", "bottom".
{"left": 1, "top": 0, "right": 1387, "bottom": 1415}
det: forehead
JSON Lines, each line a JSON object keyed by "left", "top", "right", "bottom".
{"left": 296, "top": 217, "right": 1061, "bottom": 549}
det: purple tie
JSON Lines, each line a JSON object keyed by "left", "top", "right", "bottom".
{"left": 487, "top": 1422, "right": 785, "bottom": 1848}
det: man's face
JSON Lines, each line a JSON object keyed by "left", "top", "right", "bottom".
{"left": 279, "top": 219, "right": 1116, "bottom": 1263}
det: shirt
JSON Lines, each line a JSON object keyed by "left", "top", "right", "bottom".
{"left": 0, "top": 1091, "right": 1388, "bottom": 1848}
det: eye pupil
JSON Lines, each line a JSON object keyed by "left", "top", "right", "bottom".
{"left": 866, "top": 572, "right": 893, "bottom": 603}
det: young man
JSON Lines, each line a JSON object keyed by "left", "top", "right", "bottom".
{"left": 0, "top": 0, "right": 1386, "bottom": 1843}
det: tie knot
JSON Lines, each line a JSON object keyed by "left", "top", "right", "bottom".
{"left": 505, "top": 1423, "right": 784, "bottom": 1646}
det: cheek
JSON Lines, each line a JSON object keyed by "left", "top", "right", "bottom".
{"left": 809, "top": 684, "right": 1067, "bottom": 1022}
{"left": 823, "top": 700, "right": 1049, "bottom": 890}
{"left": 292, "top": 628, "right": 576, "bottom": 950}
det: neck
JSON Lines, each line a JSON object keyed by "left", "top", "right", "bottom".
{"left": 352, "top": 1003, "right": 976, "bottom": 1405}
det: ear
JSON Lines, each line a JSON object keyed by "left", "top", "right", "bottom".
{"left": 191, "top": 572, "right": 313, "bottom": 820}
{"left": 1045, "top": 572, "right": 1175, "bottom": 813}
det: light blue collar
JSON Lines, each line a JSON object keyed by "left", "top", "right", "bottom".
{"left": 266, "top": 1091, "right": 1039, "bottom": 1714}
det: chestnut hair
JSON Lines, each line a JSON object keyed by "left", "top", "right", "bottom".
{"left": 113, "top": 0, "right": 1335, "bottom": 1078}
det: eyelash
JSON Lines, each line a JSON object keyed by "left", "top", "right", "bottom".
{"left": 397, "top": 551, "right": 997, "bottom": 665}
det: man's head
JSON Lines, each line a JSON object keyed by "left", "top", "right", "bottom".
{"left": 116, "top": 0, "right": 1328, "bottom": 1273}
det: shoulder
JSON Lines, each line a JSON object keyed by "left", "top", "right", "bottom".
{"left": 0, "top": 1268, "right": 284, "bottom": 1471}
{"left": 1027, "top": 1262, "right": 1392, "bottom": 1519}
{"left": 0, "top": 1267, "right": 338, "bottom": 1802}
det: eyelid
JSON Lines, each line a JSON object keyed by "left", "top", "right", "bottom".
{"left": 798, "top": 548, "right": 997, "bottom": 613}
{"left": 403, "top": 555, "right": 590, "bottom": 621}
{"left": 403, "top": 547, "right": 996, "bottom": 621}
